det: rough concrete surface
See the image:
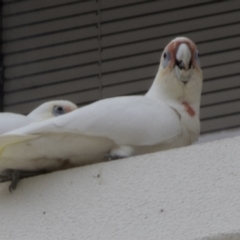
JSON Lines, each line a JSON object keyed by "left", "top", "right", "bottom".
{"left": 0, "top": 136, "right": 240, "bottom": 240}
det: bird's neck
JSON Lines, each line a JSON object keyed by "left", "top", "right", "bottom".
{"left": 146, "top": 69, "right": 202, "bottom": 117}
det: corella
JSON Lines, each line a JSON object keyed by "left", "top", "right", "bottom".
{"left": 0, "top": 37, "right": 203, "bottom": 191}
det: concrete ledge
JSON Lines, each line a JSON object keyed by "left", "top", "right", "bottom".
{"left": 0, "top": 136, "right": 240, "bottom": 240}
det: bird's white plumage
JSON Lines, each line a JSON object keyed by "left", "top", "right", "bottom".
{"left": 0, "top": 36, "right": 203, "bottom": 175}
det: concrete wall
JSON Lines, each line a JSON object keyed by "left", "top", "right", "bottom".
{"left": 0, "top": 136, "right": 240, "bottom": 240}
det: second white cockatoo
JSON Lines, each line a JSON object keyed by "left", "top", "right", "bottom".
{"left": 0, "top": 100, "right": 78, "bottom": 134}
{"left": 0, "top": 37, "right": 203, "bottom": 191}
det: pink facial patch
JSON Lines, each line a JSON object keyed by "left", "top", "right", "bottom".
{"left": 65, "top": 106, "right": 72, "bottom": 113}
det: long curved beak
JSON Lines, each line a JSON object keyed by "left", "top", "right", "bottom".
{"left": 176, "top": 43, "right": 192, "bottom": 70}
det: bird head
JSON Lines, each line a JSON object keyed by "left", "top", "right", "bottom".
{"left": 160, "top": 36, "right": 201, "bottom": 84}
{"left": 147, "top": 37, "right": 203, "bottom": 108}
{"left": 27, "top": 100, "right": 78, "bottom": 121}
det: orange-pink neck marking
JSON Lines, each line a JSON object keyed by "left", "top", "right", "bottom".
{"left": 182, "top": 101, "right": 195, "bottom": 117}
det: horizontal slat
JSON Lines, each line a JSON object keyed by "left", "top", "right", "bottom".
{"left": 5, "top": 51, "right": 99, "bottom": 79}
{"left": 3, "top": 1, "right": 97, "bottom": 28}
{"left": 101, "top": 0, "right": 148, "bottom": 9}
{"left": 201, "top": 49, "right": 240, "bottom": 68}
{"left": 102, "top": 52, "right": 159, "bottom": 74}
{"left": 3, "top": 13, "right": 97, "bottom": 41}
{"left": 102, "top": 79, "right": 152, "bottom": 98}
{"left": 4, "top": 89, "right": 101, "bottom": 114}
{"left": 201, "top": 100, "right": 240, "bottom": 119}
{"left": 204, "top": 62, "right": 240, "bottom": 81}
{"left": 201, "top": 114, "right": 240, "bottom": 133}
{"left": 4, "top": 77, "right": 100, "bottom": 105}
{"left": 101, "top": 65, "right": 158, "bottom": 86}
{"left": 201, "top": 87, "right": 240, "bottom": 106}
{"left": 3, "top": 0, "right": 93, "bottom": 15}
{"left": 101, "top": 0, "right": 240, "bottom": 35}
{"left": 203, "top": 75, "right": 240, "bottom": 94}
{"left": 102, "top": 23, "right": 240, "bottom": 60}
{"left": 101, "top": 11, "right": 240, "bottom": 47}
{"left": 198, "top": 36, "right": 240, "bottom": 55}
{"left": 3, "top": 27, "right": 98, "bottom": 54}
{"left": 4, "top": 38, "right": 99, "bottom": 66}
{"left": 4, "top": 64, "right": 99, "bottom": 92}
{"left": 101, "top": 0, "right": 213, "bottom": 22}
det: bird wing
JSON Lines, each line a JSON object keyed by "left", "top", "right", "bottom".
{"left": 3, "top": 96, "right": 181, "bottom": 147}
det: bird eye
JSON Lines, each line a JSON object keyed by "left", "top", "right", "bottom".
{"left": 162, "top": 51, "right": 171, "bottom": 69}
{"left": 52, "top": 105, "right": 65, "bottom": 116}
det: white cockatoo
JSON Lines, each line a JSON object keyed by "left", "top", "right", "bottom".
{"left": 0, "top": 100, "right": 78, "bottom": 134}
{"left": 0, "top": 37, "right": 203, "bottom": 191}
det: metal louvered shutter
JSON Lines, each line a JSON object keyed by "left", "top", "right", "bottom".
{"left": 2, "top": 0, "right": 240, "bottom": 134}
{"left": 2, "top": 0, "right": 101, "bottom": 113}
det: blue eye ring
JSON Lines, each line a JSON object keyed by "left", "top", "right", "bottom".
{"left": 162, "top": 51, "right": 171, "bottom": 69}
{"left": 52, "top": 105, "right": 65, "bottom": 116}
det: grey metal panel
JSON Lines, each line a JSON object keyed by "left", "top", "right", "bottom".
{"left": 201, "top": 101, "right": 240, "bottom": 120}
{"left": 3, "top": 13, "right": 97, "bottom": 41}
{"left": 4, "top": 64, "right": 99, "bottom": 91}
{"left": 201, "top": 88, "right": 240, "bottom": 107}
{"left": 102, "top": 79, "right": 152, "bottom": 98}
{"left": 102, "top": 24, "right": 240, "bottom": 60}
{"left": 101, "top": 0, "right": 213, "bottom": 22}
{"left": 202, "top": 76, "right": 240, "bottom": 94}
{"left": 4, "top": 88, "right": 101, "bottom": 114}
{"left": 3, "top": 1, "right": 97, "bottom": 28}
{"left": 3, "top": 27, "right": 98, "bottom": 54}
{"left": 3, "top": 0, "right": 94, "bottom": 15}
{"left": 4, "top": 38, "right": 99, "bottom": 66}
{"left": 101, "top": 0, "right": 240, "bottom": 35}
{"left": 198, "top": 37, "right": 240, "bottom": 56}
{"left": 201, "top": 114, "right": 240, "bottom": 133}
{"left": 4, "top": 76, "right": 100, "bottom": 105}
{"left": 101, "top": 0, "right": 148, "bottom": 9}
{"left": 101, "top": 65, "right": 158, "bottom": 86}
{"left": 102, "top": 52, "right": 159, "bottom": 74}
{"left": 101, "top": 11, "right": 240, "bottom": 48}
{"left": 203, "top": 62, "right": 240, "bottom": 81}
{"left": 202, "top": 49, "right": 240, "bottom": 68}
{"left": 5, "top": 51, "right": 99, "bottom": 79}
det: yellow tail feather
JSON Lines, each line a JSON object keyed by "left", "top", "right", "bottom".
{"left": 0, "top": 134, "right": 38, "bottom": 156}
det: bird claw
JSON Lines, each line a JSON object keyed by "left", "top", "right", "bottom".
{"left": 8, "top": 170, "right": 21, "bottom": 193}
{"left": 0, "top": 169, "right": 46, "bottom": 192}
